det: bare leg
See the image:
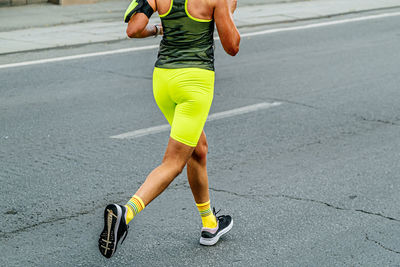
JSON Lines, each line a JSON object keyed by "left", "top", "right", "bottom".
{"left": 135, "top": 137, "right": 195, "bottom": 206}
{"left": 187, "top": 131, "right": 210, "bottom": 204}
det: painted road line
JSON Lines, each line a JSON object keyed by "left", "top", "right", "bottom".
{"left": 110, "top": 102, "right": 282, "bottom": 139}
{"left": 240, "top": 11, "right": 400, "bottom": 38}
{"left": 1, "top": 11, "right": 400, "bottom": 70}
{"left": 110, "top": 124, "right": 170, "bottom": 139}
{"left": 0, "top": 45, "right": 158, "bottom": 70}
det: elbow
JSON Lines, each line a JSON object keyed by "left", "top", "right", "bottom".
{"left": 126, "top": 27, "right": 142, "bottom": 38}
{"left": 227, "top": 36, "right": 240, "bottom": 56}
{"left": 126, "top": 29, "right": 138, "bottom": 38}
{"left": 227, "top": 45, "right": 239, "bottom": 56}
{"left": 126, "top": 30, "right": 134, "bottom": 38}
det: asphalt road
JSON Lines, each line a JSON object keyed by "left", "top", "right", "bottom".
{"left": 1, "top": 12, "right": 400, "bottom": 266}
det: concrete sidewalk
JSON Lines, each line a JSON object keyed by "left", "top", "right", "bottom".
{"left": 0, "top": 0, "right": 399, "bottom": 55}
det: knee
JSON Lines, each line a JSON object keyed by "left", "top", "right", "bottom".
{"left": 192, "top": 140, "right": 208, "bottom": 164}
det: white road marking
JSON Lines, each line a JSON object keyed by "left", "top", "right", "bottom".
{"left": 0, "top": 45, "right": 158, "bottom": 70}
{"left": 240, "top": 11, "right": 400, "bottom": 38}
{"left": 1, "top": 11, "right": 400, "bottom": 70}
{"left": 110, "top": 102, "right": 282, "bottom": 139}
{"left": 111, "top": 124, "right": 170, "bottom": 139}
{"left": 206, "top": 101, "right": 281, "bottom": 121}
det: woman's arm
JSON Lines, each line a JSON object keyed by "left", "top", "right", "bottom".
{"left": 126, "top": 0, "right": 162, "bottom": 38}
{"left": 126, "top": 13, "right": 161, "bottom": 38}
{"left": 213, "top": 0, "right": 240, "bottom": 56}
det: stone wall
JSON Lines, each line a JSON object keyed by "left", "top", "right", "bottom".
{"left": 0, "top": 0, "right": 47, "bottom": 6}
{"left": 48, "top": 0, "right": 97, "bottom": 5}
{"left": 0, "top": 0, "right": 96, "bottom": 6}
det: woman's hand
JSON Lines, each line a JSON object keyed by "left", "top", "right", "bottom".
{"left": 228, "top": 0, "right": 237, "bottom": 14}
{"left": 155, "top": 23, "right": 164, "bottom": 36}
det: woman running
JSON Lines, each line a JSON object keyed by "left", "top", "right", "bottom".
{"left": 99, "top": 0, "right": 240, "bottom": 258}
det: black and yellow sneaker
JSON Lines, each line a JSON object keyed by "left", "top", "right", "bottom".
{"left": 199, "top": 209, "right": 233, "bottom": 246}
{"left": 98, "top": 204, "right": 129, "bottom": 258}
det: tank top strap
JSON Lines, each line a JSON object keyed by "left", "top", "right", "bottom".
{"left": 160, "top": 0, "right": 186, "bottom": 19}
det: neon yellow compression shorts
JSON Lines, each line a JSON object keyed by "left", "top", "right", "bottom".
{"left": 153, "top": 67, "right": 215, "bottom": 147}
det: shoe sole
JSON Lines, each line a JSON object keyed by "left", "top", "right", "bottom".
{"left": 99, "top": 204, "right": 122, "bottom": 258}
{"left": 199, "top": 219, "right": 233, "bottom": 246}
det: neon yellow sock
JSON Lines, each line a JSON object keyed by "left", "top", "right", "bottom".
{"left": 125, "top": 195, "right": 145, "bottom": 224}
{"left": 196, "top": 200, "right": 217, "bottom": 228}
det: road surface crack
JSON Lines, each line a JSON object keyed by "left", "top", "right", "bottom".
{"left": 265, "top": 194, "right": 347, "bottom": 211}
{"left": 209, "top": 187, "right": 256, "bottom": 199}
{"left": 359, "top": 116, "right": 400, "bottom": 126}
{"left": 287, "top": 140, "right": 322, "bottom": 152}
{"left": 264, "top": 194, "right": 400, "bottom": 223}
{"left": 262, "top": 97, "right": 400, "bottom": 130}
{"left": 0, "top": 196, "right": 127, "bottom": 239}
{"left": 365, "top": 233, "right": 400, "bottom": 254}
{"left": 206, "top": 188, "right": 400, "bottom": 223}
{"left": 354, "top": 209, "right": 399, "bottom": 221}
{"left": 265, "top": 97, "right": 320, "bottom": 110}
{"left": 0, "top": 210, "right": 91, "bottom": 239}
{"left": 4, "top": 186, "right": 399, "bottom": 239}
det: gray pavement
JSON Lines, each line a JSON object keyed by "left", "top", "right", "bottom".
{"left": 0, "top": 0, "right": 313, "bottom": 32}
{"left": 1, "top": 8, "right": 400, "bottom": 266}
{"left": 1, "top": 0, "right": 400, "bottom": 54}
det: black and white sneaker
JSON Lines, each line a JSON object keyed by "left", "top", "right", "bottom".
{"left": 199, "top": 209, "right": 233, "bottom": 246}
{"left": 98, "top": 204, "right": 129, "bottom": 258}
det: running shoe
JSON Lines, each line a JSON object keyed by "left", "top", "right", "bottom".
{"left": 124, "top": 0, "right": 144, "bottom": 22}
{"left": 199, "top": 208, "right": 233, "bottom": 246}
{"left": 98, "top": 204, "right": 129, "bottom": 258}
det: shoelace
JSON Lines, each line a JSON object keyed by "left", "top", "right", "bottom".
{"left": 212, "top": 207, "right": 223, "bottom": 220}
